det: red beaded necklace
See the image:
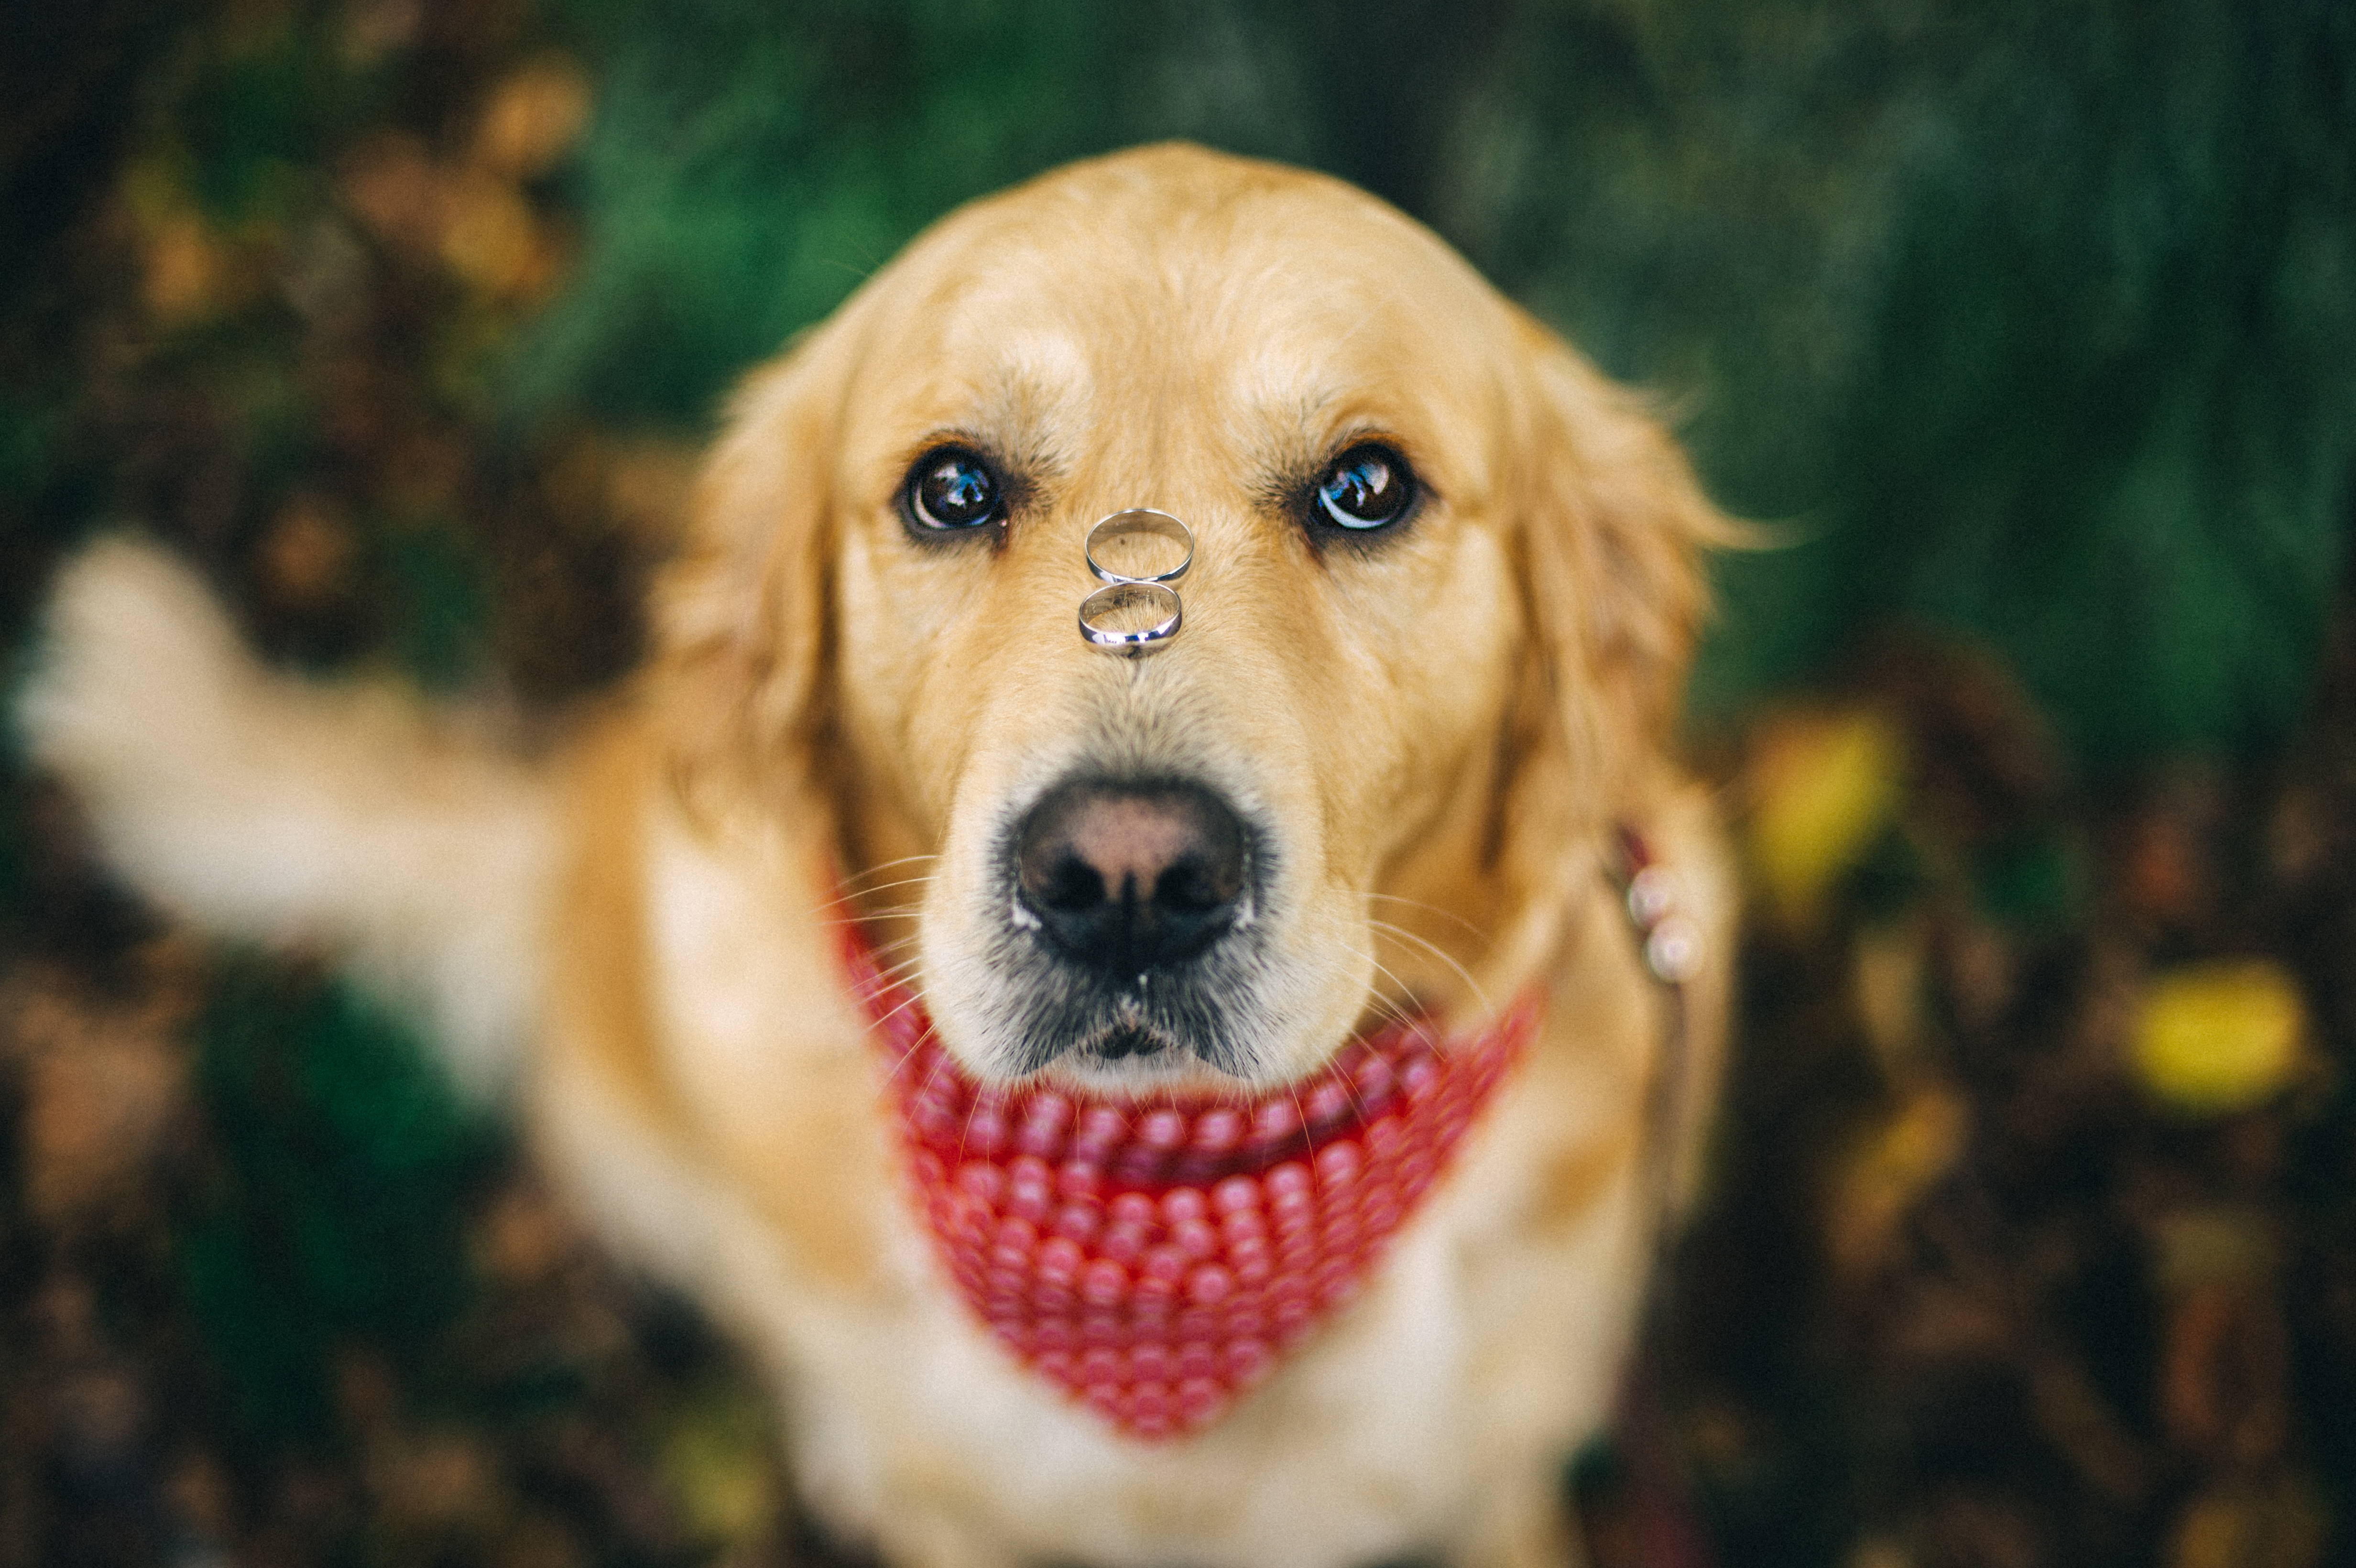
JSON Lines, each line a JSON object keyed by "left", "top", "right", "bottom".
{"left": 840, "top": 830, "right": 1693, "bottom": 1444}
{"left": 841, "top": 930, "right": 1541, "bottom": 1442}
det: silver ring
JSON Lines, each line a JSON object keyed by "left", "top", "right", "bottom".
{"left": 1085, "top": 509, "right": 1194, "bottom": 586}
{"left": 1079, "top": 580, "right": 1182, "bottom": 655}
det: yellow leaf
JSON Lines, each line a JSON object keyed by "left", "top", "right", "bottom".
{"left": 1825, "top": 1085, "right": 1967, "bottom": 1274}
{"left": 659, "top": 1393, "right": 777, "bottom": 1545}
{"left": 2131, "top": 960, "right": 2307, "bottom": 1116}
{"left": 475, "top": 57, "right": 593, "bottom": 179}
{"left": 1745, "top": 710, "right": 1904, "bottom": 922}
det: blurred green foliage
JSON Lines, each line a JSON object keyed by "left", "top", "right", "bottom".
{"left": 184, "top": 957, "right": 501, "bottom": 1442}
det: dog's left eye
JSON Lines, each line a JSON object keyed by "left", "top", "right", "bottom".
{"left": 905, "top": 448, "right": 1003, "bottom": 532}
{"left": 1313, "top": 445, "right": 1416, "bottom": 532}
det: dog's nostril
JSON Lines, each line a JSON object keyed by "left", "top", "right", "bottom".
{"left": 1036, "top": 855, "right": 1110, "bottom": 915}
{"left": 1013, "top": 780, "right": 1248, "bottom": 973}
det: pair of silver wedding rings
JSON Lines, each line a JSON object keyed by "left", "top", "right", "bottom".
{"left": 1078, "top": 509, "right": 1193, "bottom": 655}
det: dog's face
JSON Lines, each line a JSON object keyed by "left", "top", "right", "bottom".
{"left": 660, "top": 146, "right": 1718, "bottom": 1095}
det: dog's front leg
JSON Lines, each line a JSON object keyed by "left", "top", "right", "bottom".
{"left": 1450, "top": 1469, "right": 1588, "bottom": 1568}
{"left": 867, "top": 1508, "right": 1028, "bottom": 1568}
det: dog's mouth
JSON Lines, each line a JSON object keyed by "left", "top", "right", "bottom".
{"left": 1088, "top": 1021, "right": 1177, "bottom": 1061}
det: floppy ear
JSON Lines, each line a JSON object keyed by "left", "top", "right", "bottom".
{"left": 1509, "top": 311, "right": 1734, "bottom": 819}
{"left": 651, "top": 317, "right": 857, "bottom": 818}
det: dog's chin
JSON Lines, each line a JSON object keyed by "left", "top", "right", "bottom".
{"left": 1038, "top": 1043, "right": 1250, "bottom": 1099}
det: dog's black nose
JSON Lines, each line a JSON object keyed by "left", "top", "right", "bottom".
{"left": 1014, "top": 780, "right": 1248, "bottom": 975}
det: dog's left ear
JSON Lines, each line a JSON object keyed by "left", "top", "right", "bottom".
{"left": 1509, "top": 312, "right": 1734, "bottom": 814}
{"left": 651, "top": 313, "right": 862, "bottom": 820}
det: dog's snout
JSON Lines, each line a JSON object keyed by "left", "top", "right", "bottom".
{"left": 1014, "top": 780, "right": 1247, "bottom": 975}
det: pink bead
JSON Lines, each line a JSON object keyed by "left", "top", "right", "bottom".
{"left": 1052, "top": 1200, "right": 1103, "bottom": 1244}
{"left": 1056, "top": 1160, "right": 1105, "bottom": 1200}
{"left": 1129, "top": 1341, "right": 1173, "bottom": 1382}
{"left": 1006, "top": 1156, "right": 1054, "bottom": 1220}
{"left": 1033, "top": 1318, "right": 1076, "bottom": 1353}
{"left": 1400, "top": 1055, "right": 1440, "bottom": 1100}
{"left": 1142, "top": 1245, "right": 1190, "bottom": 1285}
{"left": 1014, "top": 1121, "right": 1067, "bottom": 1160}
{"left": 1221, "top": 1302, "right": 1267, "bottom": 1338}
{"left": 1251, "top": 1100, "right": 1301, "bottom": 1142}
{"left": 1072, "top": 1105, "right": 1128, "bottom": 1157}
{"left": 1313, "top": 1140, "right": 1364, "bottom": 1189}
{"left": 1161, "top": 1187, "right": 1209, "bottom": 1226}
{"left": 1101, "top": 1221, "right": 1150, "bottom": 1265}
{"left": 965, "top": 1104, "right": 1012, "bottom": 1156}
{"left": 1232, "top": 1252, "right": 1274, "bottom": 1286}
{"left": 1363, "top": 1115, "right": 1406, "bottom": 1158}
{"left": 1219, "top": 1208, "right": 1266, "bottom": 1246}
{"left": 1318, "top": 1273, "right": 1362, "bottom": 1309}
{"left": 955, "top": 1162, "right": 1006, "bottom": 1205}
{"left": 1024, "top": 1091, "right": 1074, "bottom": 1130}
{"left": 1079, "top": 1260, "right": 1129, "bottom": 1307}
{"left": 1211, "top": 1175, "right": 1262, "bottom": 1214}
{"left": 1270, "top": 1206, "right": 1318, "bottom": 1244}
{"left": 1187, "top": 1265, "right": 1236, "bottom": 1305}
{"left": 1137, "top": 1109, "right": 1189, "bottom": 1150}
{"left": 1172, "top": 1219, "right": 1220, "bottom": 1260}
{"left": 1035, "top": 1237, "right": 1085, "bottom": 1287}
{"left": 1265, "top": 1162, "right": 1312, "bottom": 1201}
{"left": 1110, "top": 1191, "right": 1160, "bottom": 1229}
{"left": 1192, "top": 1107, "right": 1246, "bottom": 1152}
{"left": 1301, "top": 1079, "right": 1354, "bottom": 1129}
{"left": 1225, "top": 1338, "right": 1275, "bottom": 1384}
{"left": 1177, "top": 1377, "right": 1226, "bottom": 1420}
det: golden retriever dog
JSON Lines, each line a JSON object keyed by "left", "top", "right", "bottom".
{"left": 21, "top": 144, "right": 1734, "bottom": 1567}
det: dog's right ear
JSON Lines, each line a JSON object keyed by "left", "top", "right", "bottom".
{"left": 652, "top": 316, "right": 858, "bottom": 819}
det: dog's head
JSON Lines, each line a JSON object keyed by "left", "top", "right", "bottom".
{"left": 656, "top": 144, "right": 1723, "bottom": 1094}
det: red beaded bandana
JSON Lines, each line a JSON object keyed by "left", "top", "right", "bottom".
{"left": 841, "top": 930, "right": 1542, "bottom": 1441}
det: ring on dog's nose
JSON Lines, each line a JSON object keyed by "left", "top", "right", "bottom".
{"left": 1078, "top": 580, "right": 1182, "bottom": 654}
{"left": 1084, "top": 509, "right": 1194, "bottom": 586}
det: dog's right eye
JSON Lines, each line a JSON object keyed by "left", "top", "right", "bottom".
{"left": 905, "top": 448, "right": 1003, "bottom": 533}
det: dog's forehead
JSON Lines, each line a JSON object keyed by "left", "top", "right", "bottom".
{"left": 847, "top": 155, "right": 1512, "bottom": 446}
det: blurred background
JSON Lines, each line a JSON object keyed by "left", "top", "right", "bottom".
{"left": 0, "top": 2, "right": 2351, "bottom": 1565}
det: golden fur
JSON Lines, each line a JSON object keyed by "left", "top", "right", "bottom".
{"left": 22, "top": 144, "right": 1734, "bottom": 1567}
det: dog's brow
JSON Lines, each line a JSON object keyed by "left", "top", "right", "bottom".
{"left": 958, "top": 346, "right": 1091, "bottom": 478}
